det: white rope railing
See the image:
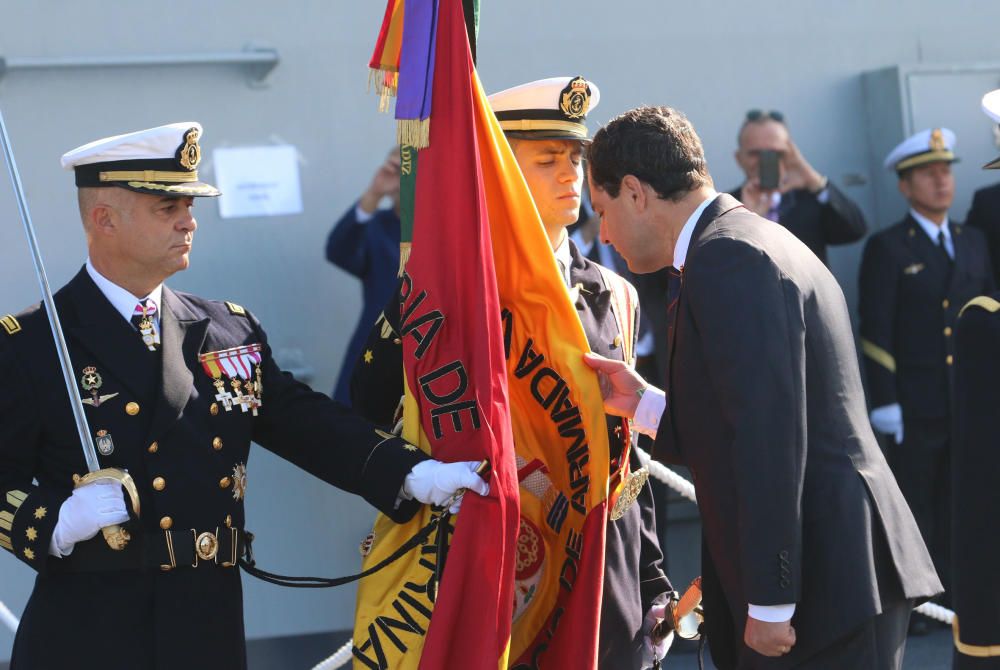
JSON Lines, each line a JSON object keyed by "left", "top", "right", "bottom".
{"left": 310, "top": 446, "right": 952, "bottom": 669}
{"left": 0, "top": 599, "right": 19, "bottom": 633}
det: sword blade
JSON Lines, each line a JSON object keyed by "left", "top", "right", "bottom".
{"left": 0, "top": 107, "right": 100, "bottom": 473}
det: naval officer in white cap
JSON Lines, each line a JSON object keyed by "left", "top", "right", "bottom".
{"left": 859, "top": 127, "right": 995, "bottom": 635}
{"left": 350, "top": 78, "right": 675, "bottom": 669}
{"left": 0, "top": 122, "right": 488, "bottom": 669}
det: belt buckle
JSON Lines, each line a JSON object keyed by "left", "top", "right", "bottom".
{"left": 194, "top": 529, "right": 220, "bottom": 566}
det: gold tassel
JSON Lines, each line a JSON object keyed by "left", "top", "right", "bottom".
{"left": 398, "top": 242, "right": 412, "bottom": 277}
{"left": 396, "top": 119, "right": 430, "bottom": 150}
{"left": 367, "top": 68, "right": 399, "bottom": 113}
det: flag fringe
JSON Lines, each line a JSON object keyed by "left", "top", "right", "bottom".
{"left": 396, "top": 118, "right": 430, "bottom": 150}
{"left": 367, "top": 68, "right": 400, "bottom": 113}
{"left": 397, "top": 242, "right": 412, "bottom": 277}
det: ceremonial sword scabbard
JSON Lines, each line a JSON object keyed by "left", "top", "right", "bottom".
{"left": 73, "top": 468, "right": 141, "bottom": 551}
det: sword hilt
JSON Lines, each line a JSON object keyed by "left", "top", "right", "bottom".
{"left": 73, "top": 468, "right": 141, "bottom": 551}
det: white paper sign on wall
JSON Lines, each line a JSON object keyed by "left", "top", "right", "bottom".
{"left": 213, "top": 145, "right": 303, "bottom": 219}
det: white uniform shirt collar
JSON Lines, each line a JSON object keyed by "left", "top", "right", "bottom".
{"left": 554, "top": 233, "right": 573, "bottom": 287}
{"left": 672, "top": 190, "right": 719, "bottom": 269}
{"left": 909, "top": 208, "right": 954, "bottom": 258}
{"left": 85, "top": 258, "right": 163, "bottom": 325}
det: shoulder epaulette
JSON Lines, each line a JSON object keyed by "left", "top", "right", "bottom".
{"left": 225, "top": 302, "right": 246, "bottom": 316}
{"left": 959, "top": 296, "right": 1000, "bottom": 318}
{"left": 0, "top": 314, "right": 22, "bottom": 335}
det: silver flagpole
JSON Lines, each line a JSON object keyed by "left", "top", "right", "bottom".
{"left": 0, "top": 108, "right": 139, "bottom": 548}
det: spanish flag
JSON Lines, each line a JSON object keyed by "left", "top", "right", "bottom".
{"left": 354, "top": 1, "right": 609, "bottom": 668}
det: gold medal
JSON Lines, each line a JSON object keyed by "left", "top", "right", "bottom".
{"left": 610, "top": 467, "right": 649, "bottom": 521}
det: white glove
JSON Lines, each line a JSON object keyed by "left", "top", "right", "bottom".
{"left": 402, "top": 460, "right": 490, "bottom": 514}
{"left": 870, "top": 403, "right": 904, "bottom": 445}
{"left": 642, "top": 602, "right": 674, "bottom": 666}
{"left": 49, "top": 480, "right": 130, "bottom": 557}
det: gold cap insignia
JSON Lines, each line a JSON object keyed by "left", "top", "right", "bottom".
{"left": 560, "top": 76, "right": 591, "bottom": 120}
{"left": 177, "top": 127, "right": 202, "bottom": 170}
{"left": 930, "top": 128, "right": 945, "bottom": 152}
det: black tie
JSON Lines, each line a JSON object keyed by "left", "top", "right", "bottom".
{"left": 937, "top": 229, "right": 953, "bottom": 266}
{"left": 665, "top": 266, "right": 683, "bottom": 349}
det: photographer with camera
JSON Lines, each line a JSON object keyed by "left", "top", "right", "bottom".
{"left": 732, "top": 109, "right": 867, "bottom": 265}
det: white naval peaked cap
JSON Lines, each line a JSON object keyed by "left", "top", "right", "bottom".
{"left": 982, "top": 89, "right": 1000, "bottom": 169}
{"left": 883, "top": 127, "right": 957, "bottom": 173}
{"left": 488, "top": 76, "right": 600, "bottom": 141}
{"left": 61, "top": 121, "right": 220, "bottom": 197}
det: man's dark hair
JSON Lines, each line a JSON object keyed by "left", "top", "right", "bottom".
{"left": 587, "top": 106, "right": 711, "bottom": 201}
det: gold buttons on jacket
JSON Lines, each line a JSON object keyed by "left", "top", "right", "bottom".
{"left": 946, "top": 355, "right": 954, "bottom": 365}
{"left": 210, "top": 403, "right": 220, "bottom": 416}
{"left": 219, "top": 477, "right": 232, "bottom": 489}
{"left": 944, "top": 327, "right": 953, "bottom": 337}
{"left": 148, "top": 442, "right": 159, "bottom": 454}
{"left": 152, "top": 477, "right": 166, "bottom": 491}
{"left": 125, "top": 402, "right": 140, "bottom": 416}
{"left": 943, "top": 299, "right": 950, "bottom": 309}
{"left": 160, "top": 516, "right": 173, "bottom": 530}
{"left": 212, "top": 437, "right": 223, "bottom": 451}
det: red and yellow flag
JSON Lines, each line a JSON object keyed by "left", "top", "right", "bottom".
{"left": 354, "top": 1, "right": 610, "bottom": 668}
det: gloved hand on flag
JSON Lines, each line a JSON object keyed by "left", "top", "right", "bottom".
{"left": 402, "top": 460, "right": 490, "bottom": 513}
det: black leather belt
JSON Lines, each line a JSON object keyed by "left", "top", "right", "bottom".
{"left": 47, "top": 526, "right": 248, "bottom": 574}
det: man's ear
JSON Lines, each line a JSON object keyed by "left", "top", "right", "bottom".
{"left": 621, "top": 174, "right": 647, "bottom": 211}
{"left": 89, "top": 201, "right": 116, "bottom": 235}
{"left": 897, "top": 175, "right": 910, "bottom": 200}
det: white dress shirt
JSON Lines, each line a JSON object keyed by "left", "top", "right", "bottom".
{"left": 85, "top": 259, "right": 163, "bottom": 335}
{"left": 631, "top": 191, "right": 796, "bottom": 623}
{"left": 910, "top": 208, "right": 954, "bottom": 259}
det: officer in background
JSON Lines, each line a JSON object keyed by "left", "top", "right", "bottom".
{"left": 859, "top": 128, "right": 995, "bottom": 632}
{"left": 0, "top": 122, "right": 488, "bottom": 670}
{"left": 951, "top": 89, "right": 1000, "bottom": 669}
{"left": 351, "top": 78, "right": 674, "bottom": 669}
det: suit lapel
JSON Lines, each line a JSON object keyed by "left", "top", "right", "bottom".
{"left": 64, "top": 268, "right": 158, "bottom": 401}
{"left": 567, "top": 241, "right": 615, "bottom": 354}
{"left": 667, "top": 194, "right": 745, "bottom": 378}
{"left": 147, "top": 287, "right": 209, "bottom": 442}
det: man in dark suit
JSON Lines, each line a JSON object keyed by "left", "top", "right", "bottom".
{"left": 325, "top": 148, "right": 402, "bottom": 405}
{"left": 965, "top": 182, "right": 1000, "bottom": 286}
{"left": 859, "top": 129, "right": 995, "bottom": 624}
{"left": 731, "top": 109, "right": 867, "bottom": 265}
{"left": 585, "top": 105, "right": 941, "bottom": 669}
{"left": 950, "top": 88, "right": 1000, "bottom": 670}
{"left": 351, "top": 77, "right": 675, "bottom": 669}
{"left": 0, "top": 122, "right": 487, "bottom": 670}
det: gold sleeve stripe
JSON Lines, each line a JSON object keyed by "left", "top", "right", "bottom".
{"left": 0, "top": 533, "right": 11, "bottom": 551}
{"left": 1, "top": 315, "right": 21, "bottom": 335}
{"left": 225, "top": 302, "right": 246, "bottom": 316}
{"left": 959, "top": 296, "right": 1000, "bottom": 318}
{"left": 7, "top": 490, "right": 27, "bottom": 508}
{"left": 861, "top": 339, "right": 896, "bottom": 373}
{"left": 0, "top": 511, "right": 13, "bottom": 532}
{"left": 954, "top": 616, "right": 1000, "bottom": 657}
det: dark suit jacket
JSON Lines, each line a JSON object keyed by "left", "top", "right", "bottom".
{"left": 325, "top": 202, "right": 401, "bottom": 404}
{"left": 351, "top": 241, "right": 671, "bottom": 670}
{"left": 0, "top": 268, "right": 425, "bottom": 670}
{"left": 730, "top": 183, "right": 867, "bottom": 265}
{"left": 652, "top": 194, "right": 941, "bottom": 668}
{"left": 952, "top": 293, "right": 1000, "bottom": 668}
{"left": 858, "top": 215, "right": 994, "bottom": 422}
{"left": 965, "top": 182, "right": 1000, "bottom": 287}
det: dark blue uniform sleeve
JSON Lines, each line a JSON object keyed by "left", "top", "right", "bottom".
{"left": 325, "top": 202, "right": 370, "bottom": 278}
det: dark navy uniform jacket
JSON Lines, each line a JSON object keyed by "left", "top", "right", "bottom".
{"left": 351, "top": 241, "right": 671, "bottom": 670}
{"left": 0, "top": 268, "right": 426, "bottom": 670}
{"left": 952, "top": 293, "right": 1000, "bottom": 669}
{"left": 859, "top": 215, "right": 995, "bottom": 422}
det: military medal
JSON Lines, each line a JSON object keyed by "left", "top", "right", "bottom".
{"left": 80, "top": 366, "right": 119, "bottom": 407}
{"left": 95, "top": 429, "right": 115, "bottom": 456}
{"left": 199, "top": 344, "right": 264, "bottom": 413}
{"left": 360, "top": 529, "right": 376, "bottom": 557}
{"left": 132, "top": 303, "right": 160, "bottom": 351}
{"left": 231, "top": 463, "right": 247, "bottom": 501}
